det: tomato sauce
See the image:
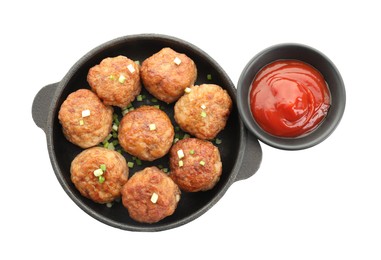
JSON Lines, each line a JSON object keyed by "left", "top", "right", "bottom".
{"left": 249, "top": 60, "right": 330, "bottom": 137}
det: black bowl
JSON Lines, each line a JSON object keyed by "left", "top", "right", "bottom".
{"left": 32, "top": 34, "right": 262, "bottom": 231}
{"left": 237, "top": 43, "right": 346, "bottom": 150}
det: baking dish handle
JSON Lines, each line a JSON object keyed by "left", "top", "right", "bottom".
{"left": 32, "top": 83, "right": 58, "bottom": 133}
{"left": 235, "top": 129, "right": 263, "bottom": 182}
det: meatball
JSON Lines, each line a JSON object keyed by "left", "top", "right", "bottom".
{"left": 140, "top": 47, "right": 197, "bottom": 103}
{"left": 174, "top": 84, "right": 232, "bottom": 140}
{"left": 87, "top": 55, "right": 141, "bottom": 108}
{"left": 169, "top": 138, "right": 222, "bottom": 192}
{"left": 58, "top": 89, "right": 113, "bottom": 148}
{"left": 71, "top": 147, "right": 129, "bottom": 204}
{"left": 118, "top": 106, "right": 174, "bottom": 161}
{"left": 121, "top": 166, "right": 181, "bottom": 223}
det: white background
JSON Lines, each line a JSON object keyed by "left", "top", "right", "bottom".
{"left": 1, "top": 0, "right": 380, "bottom": 259}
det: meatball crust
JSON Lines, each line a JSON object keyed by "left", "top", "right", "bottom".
{"left": 174, "top": 84, "right": 232, "bottom": 140}
{"left": 121, "top": 166, "right": 181, "bottom": 223}
{"left": 71, "top": 147, "right": 129, "bottom": 204}
{"left": 140, "top": 47, "right": 197, "bottom": 103}
{"left": 169, "top": 138, "right": 222, "bottom": 192}
{"left": 87, "top": 55, "right": 141, "bottom": 108}
{"left": 58, "top": 89, "right": 113, "bottom": 148}
{"left": 118, "top": 106, "right": 174, "bottom": 161}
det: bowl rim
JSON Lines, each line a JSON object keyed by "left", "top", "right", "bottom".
{"left": 237, "top": 43, "right": 346, "bottom": 150}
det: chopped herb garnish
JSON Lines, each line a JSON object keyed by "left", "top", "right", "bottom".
{"left": 215, "top": 138, "right": 222, "bottom": 145}
{"left": 137, "top": 95, "right": 143, "bottom": 101}
{"left": 107, "top": 142, "right": 115, "bottom": 151}
{"left": 175, "top": 126, "right": 180, "bottom": 132}
{"left": 127, "top": 162, "right": 134, "bottom": 168}
{"left": 82, "top": 109, "right": 91, "bottom": 117}
{"left": 162, "top": 168, "right": 168, "bottom": 173}
{"left": 93, "top": 168, "right": 103, "bottom": 177}
{"left": 127, "top": 64, "right": 135, "bottom": 73}
{"left": 136, "top": 159, "right": 142, "bottom": 166}
{"left": 118, "top": 74, "right": 126, "bottom": 83}
{"left": 98, "top": 175, "right": 105, "bottom": 183}
{"left": 103, "top": 134, "right": 112, "bottom": 144}
{"left": 183, "top": 134, "right": 190, "bottom": 139}
{"left": 199, "top": 160, "right": 206, "bottom": 166}
{"left": 177, "top": 149, "right": 185, "bottom": 159}
{"left": 151, "top": 192, "right": 159, "bottom": 204}
{"left": 189, "top": 150, "right": 195, "bottom": 155}
{"left": 100, "top": 164, "right": 106, "bottom": 172}
{"left": 173, "top": 57, "right": 182, "bottom": 65}
{"left": 207, "top": 74, "right": 212, "bottom": 80}
{"left": 122, "top": 109, "right": 129, "bottom": 116}
{"left": 112, "top": 140, "right": 119, "bottom": 146}
{"left": 201, "top": 111, "right": 207, "bottom": 118}
{"left": 151, "top": 98, "right": 158, "bottom": 103}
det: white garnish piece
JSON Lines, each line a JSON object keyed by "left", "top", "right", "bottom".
{"left": 112, "top": 124, "right": 118, "bottom": 131}
{"left": 201, "top": 104, "right": 206, "bottom": 109}
{"left": 127, "top": 64, "right": 135, "bottom": 73}
{"left": 173, "top": 57, "right": 182, "bottom": 65}
{"left": 151, "top": 192, "right": 159, "bottom": 204}
{"left": 82, "top": 109, "right": 91, "bottom": 117}
{"left": 199, "top": 160, "right": 206, "bottom": 166}
{"left": 106, "top": 202, "right": 113, "bottom": 208}
{"left": 79, "top": 119, "right": 84, "bottom": 126}
{"left": 149, "top": 124, "right": 156, "bottom": 131}
{"left": 119, "top": 74, "right": 126, "bottom": 83}
{"left": 176, "top": 194, "right": 180, "bottom": 202}
{"left": 179, "top": 160, "right": 184, "bottom": 167}
{"left": 93, "top": 168, "right": 104, "bottom": 177}
{"left": 177, "top": 149, "right": 185, "bottom": 159}
{"left": 184, "top": 87, "right": 191, "bottom": 93}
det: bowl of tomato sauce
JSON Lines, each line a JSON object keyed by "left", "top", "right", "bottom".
{"left": 237, "top": 43, "right": 346, "bottom": 150}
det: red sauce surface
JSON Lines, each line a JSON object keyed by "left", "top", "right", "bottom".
{"left": 250, "top": 60, "right": 330, "bottom": 137}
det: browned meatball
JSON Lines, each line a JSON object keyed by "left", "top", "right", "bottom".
{"left": 71, "top": 147, "right": 129, "bottom": 204}
{"left": 58, "top": 89, "right": 113, "bottom": 148}
{"left": 121, "top": 166, "right": 181, "bottom": 223}
{"left": 118, "top": 106, "right": 174, "bottom": 161}
{"left": 140, "top": 47, "right": 197, "bottom": 103}
{"left": 174, "top": 84, "right": 232, "bottom": 140}
{"left": 87, "top": 55, "right": 141, "bottom": 108}
{"left": 169, "top": 138, "right": 222, "bottom": 192}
